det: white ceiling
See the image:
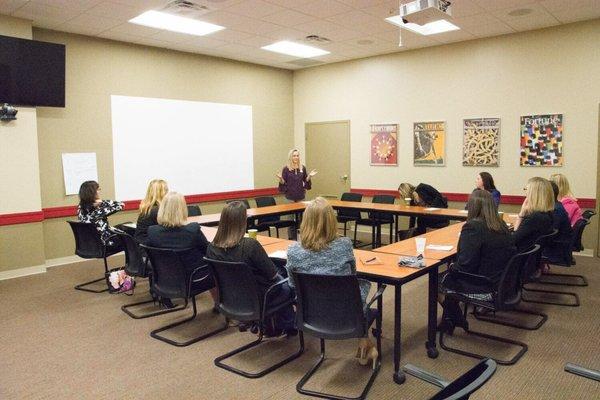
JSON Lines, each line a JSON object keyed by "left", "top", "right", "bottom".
{"left": 2, "top": 0, "right": 600, "bottom": 69}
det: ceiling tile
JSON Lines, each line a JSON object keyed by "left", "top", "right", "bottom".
{"left": 336, "top": 0, "right": 391, "bottom": 9}
{"left": 290, "top": 0, "right": 355, "bottom": 18}
{"left": 547, "top": 5, "right": 600, "bottom": 23}
{"left": 63, "top": 13, "right": 123, "bottom": 31}
{"left": 209, "top": 28, "right": 255, "bottom": 43}
{"left": 326, "top": 9, "right": 397, "bottom": 34}
{"left": 108, "top": 0, "right": 181, "bottom": 8}
{"left": 202, "top": 11, "right": 283, "bottom": 34}
{"left": 446, "top": 0, "right": 486, "bottom": 18}
{"left": 28, "top": 0, "right": 103, "bottom": 12}
{"left": 98, "top": 30, "right": 147, "bottom": 43}
{"left": 58, "top": 23, "right": 108, "bottom": 36}
{"left": 237, "top": 35, "right": 277, "bottom": 47}
{"left": 149, "top": 30, "right": 202, "bottom": 43}
{"left": 360, "top": 1, "right": 400, "bottom": 19}
{"left": 493, "top": 3, "right": 560, "bottom": 31}
{"left": 106, "top": 22, "right": 163, "bottom": 37}
{"left": 453, "top": 13, "right": 515, "bottom": 37}
{"left": 539, "top": 0, "right": 600, "bottom": 12}
{"left": 224, "top": 0, "right": 285, "bottom": 18}
{"left": 0, "top": 0, "right": 29, "bottom": 14}
{"left": 433, "top": 28, "right": 477, "bottom": 44}
{"left": 263, "top": 27, "right": 310, "bottom": 41}
{"left": 180, "top": 36, "right": 230, "bottom": 49}
{"left": 472, "top": 0, "right": 538, "bottom": 12}
{"left": 261, "top": 9, "right": 316, "bottom": 26}
{"left": 293, "top": 19, "right": 363, "bottom": 41}
{"left": 84, "top": 1, "right": 142, "bottom": 20}
{"left": 263, "top": 0, "right": 315, "bottom": 7}
{"left": 12, "top": 1, "right": 82, "bottom": 23}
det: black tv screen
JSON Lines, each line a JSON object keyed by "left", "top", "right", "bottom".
{"left": 0, "top": 35, "right": 65, "bottom": 107}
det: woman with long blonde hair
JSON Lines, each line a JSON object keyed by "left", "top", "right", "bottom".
{"left": 134, "top": 179, "right": 169, "bottom": 244}
{"left": 549, "top": 174, "right": 583, "bottom": 227}
{"left": 285, "top": 197, "right": 376, "bottom": 368}
{"left": 513, "top": 177, "right": 554, "bottom": 251}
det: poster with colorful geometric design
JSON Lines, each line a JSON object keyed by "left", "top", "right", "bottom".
{"left": 520, "top": 114, "right": 563, "bottom": 166}
{"left": 414, "top": 121, "right": 445, "bottom": 166}
{"left": 463, "top": 118, "right": 500, "bottom": 166}
{"left": 370, "top": 124, "right": 398, "bottom": 166}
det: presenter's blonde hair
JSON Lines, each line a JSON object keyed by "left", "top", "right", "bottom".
{"left": 549, "top": 173, "right": 575, "bottom": 200}
{"left": 157, "top": 192, "right": 188, "bottom": 228}
{"left": 287, "top": 148, "right": 301, "bottom": 170}
{"left": 522, "top": 177, "right": 554, "bottom": 216}
{"left": 139, "top": 179, "right": 169, "bottom": 217}
{"left": 300, "top": 197, "right": 338, "bottom": 252}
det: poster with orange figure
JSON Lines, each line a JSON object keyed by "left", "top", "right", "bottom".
{"left": 414, "top": 121, "right": 445, "bottom": 166}
{"left": 520, "top": 114, "right": 563, "bottom": 166}
{"left": 370, "top": 124, "right": 398, "bottom": 166}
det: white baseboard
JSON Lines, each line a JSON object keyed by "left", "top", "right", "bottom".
{"left": 0, "top": 265, "right": 47, "bottom": 281}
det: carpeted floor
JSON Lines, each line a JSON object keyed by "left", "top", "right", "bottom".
{"left": 1, "top": 254, "right": 598, "bottom": 399}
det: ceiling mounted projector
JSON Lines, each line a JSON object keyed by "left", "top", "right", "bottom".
{"left": 399, "top": 0, "right": 452, "bottom": 25}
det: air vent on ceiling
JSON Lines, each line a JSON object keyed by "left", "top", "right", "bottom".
{"left": 287, "top": 59, "right": 326, "bottom": 67}
{"left": 304, "top": 35, "right": 331, "bottom": 43}
{"left": 162, "top": 0, "right": 210, "bottom": 18}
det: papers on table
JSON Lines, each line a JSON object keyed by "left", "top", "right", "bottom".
{"left": 458, "top": 210, "right": 468, "bottom": 214}
{"left": 426, "top": 244, "right": 454, "bottom": 251}
{"left": 424, "top": 207, "right": 441, "bottom": 211}
{"left": 268, "top": 250, "right": 288, "bottom": 259}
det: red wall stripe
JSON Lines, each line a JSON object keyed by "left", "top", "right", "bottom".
{"left": 0, "top": 211, "right": 45, "bottom": 226}
{"left": 1, "top": 188, "right": 281, "bottom": 226}
{"left": 351, "top": 188, "right": 596, "bottom": 208}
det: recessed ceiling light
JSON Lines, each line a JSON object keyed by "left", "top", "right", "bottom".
{"left": 129, "top": 10, "right": 224, "bottom": 36}
{"left": 261, "top": 41, "right": 329, "bottom": 58}
{"left": 508, "top": 8, "right": 533, "bottom": 17}
{"left": 385, "top": 16, "right": 460, "bottom": 35}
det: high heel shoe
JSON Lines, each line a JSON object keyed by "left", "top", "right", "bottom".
{"left": 358, "top": 346, "right": 378, "bottom": 370}
{"left": 355, "top": 338, "right": 370, "bottom": 359}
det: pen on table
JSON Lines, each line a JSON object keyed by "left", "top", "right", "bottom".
{"left": 365, "top": 257, "right": 377, "bottom": 263}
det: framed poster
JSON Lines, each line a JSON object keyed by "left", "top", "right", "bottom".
{"left": 414, "top": 121, "right": 445, "bottom": 166}
{"left": 520, "top": 114, "right": 563, "bottom": 166}
{"left": 463, "top": 118, "right": 500, "bottom": 166}
{"left": 370, "top": 123, "right": 398, "bottom": 166}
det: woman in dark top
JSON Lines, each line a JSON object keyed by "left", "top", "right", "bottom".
{"left": 147, "top": 192, "right": 216, "bottom": 305}
{"left": 277, "top": 149, "right": 317, "bottom": 202}
{"left": 439, "top": 190, "right": 516, "bottom": 332}
{"left": 543, "top": 181, "right": 573, "bottom": 264}
{"left": 398, "top": 182, "right": 449, "bottom": 235}
{"left": 134, "top": 179, "right": 168, "bottom": 244}
{"left": 206, "top": 201, "right": 296, "bottom": 336}
{"left": 77, "top": 180, "right": 124, "bottom": 249}
{"left": 513, "top": 177, "right": 554, "bottom": 252}
{"left": 474, "top": 172, "right": 501, "bottom": 207}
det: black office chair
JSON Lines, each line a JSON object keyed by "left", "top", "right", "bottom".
{"left": 337, "top": 192, "right": 363, "bottom": 243}
{"left": 141, "top": 246, "right": 227, "bottom": 347}
{"left": 254, "top": 196, "right": 295, "bottom": 238}
{"left": 67, "top": 221, "right": 123, "bottom": 293}
{"left": 581, "top": 210, "right": 596, "bottom": 221}
{"left": 292, "top": 271, "right": 386, "bottom": 400}
{"left": 522, "top": 230, "right": 579, "bottom": 307}
{"left": 473, "top": 244, "right": 548, "bottom": 331}
{"left": 539, "top": 219, "right": 589, "bottom": 287}
{"left": 204, "top": 257, "right": 304, "bottom": 378}
{"left": 396, "top": 227, "right": 418, "bottom": 241}
{"left": 187, "top": 205, "right": 202, "bottom": 216}
{"left": 439, "top": 246, "right": 539, "bottom": 365}
{"left": 112, "top": 230, "right": 181, "bottom": 319}
{"left": 403, "top": 358, "right": 497, "bottom": 400}
{"left": 355, "top": 194, "right": 395, "bottom": 248}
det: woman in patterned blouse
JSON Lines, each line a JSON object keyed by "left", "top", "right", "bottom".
{"left": 285, "top": 197, "right": 377, "bottom": 368}
{"left": 77, "top": 180, "right": 124, "bottom": 248}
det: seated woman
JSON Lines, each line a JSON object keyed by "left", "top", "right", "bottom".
{"left": 134, "top": 179, "right": 168, "bottom": 244}
{"left": 474, "top": 172, "right": 501, "bottom": 207}
{"left": 77, "top": 180, "right": 124, "bottom": 249}
{"left": 147, "top": 192, "right": 217, "bottom": 307}
{"left": 285, "top": 197, "right": 376, "bottom": 368}
{"left": 550, "top": 173, "right": 583, "bottom": 227}
{"left": 513, "top": 177, "right": 555, "bottom": 252}
{"left": 398, "top": 182, "right": 449, "bottom": 235}
{"left": 206, "top": 201, "right": 296, "bottom": 336}
{"left": 439, "top": 190, "right": 516, "bottom": 333}
{"left": 543, "top": 181, "right": 573, "bottom": 264}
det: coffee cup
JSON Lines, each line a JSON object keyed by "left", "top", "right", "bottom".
{"left": 247, "top": 229, "right": 258, "bottom": 239}
{"left": 404, "top": 197, "right": 412, "bottom": 206}
{"left": 415, "top": 238, "right": 426, "bottom": 254}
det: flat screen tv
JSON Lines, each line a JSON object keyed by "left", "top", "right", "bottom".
{"left": 0, "top": 35, "right": 65, "bottom": 107}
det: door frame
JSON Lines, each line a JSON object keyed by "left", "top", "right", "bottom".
{"left": 304, "top": 120, "right": 352, "bottom": 195}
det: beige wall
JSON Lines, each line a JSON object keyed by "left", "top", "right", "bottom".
{"left": 293, "top": 20, "right": 600, "bottom": 198}
{"left": 293, "top": 20, "right": 600, "bottom": 249}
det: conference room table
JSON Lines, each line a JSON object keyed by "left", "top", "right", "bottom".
{"left": 259, "top": 238, "right": 444, "bottom": 385}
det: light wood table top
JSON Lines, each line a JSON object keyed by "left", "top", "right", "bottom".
{"left": 261, "top": 240, "right": 441, "bottom": 283}
{"left": 200, "top": 226, "right": 285, "bottom": 246}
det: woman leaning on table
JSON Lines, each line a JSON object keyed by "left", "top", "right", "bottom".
{"left": 276, "top": 148, "right": 317, "bottom": 239}
{"left": 398, "top": 182, "right": 449, "bottom": 235}
{"left": 285, "top": 197, "right": 376, "bottom": 369}
{"left": 438, "top": 189, "right": 516, "bottom": 334}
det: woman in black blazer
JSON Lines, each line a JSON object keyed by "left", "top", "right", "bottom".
{"left": 134, "top": 179, "right": 168, "bottom": 244}
{"left": 147, "top": 192, "right": 216, "bottom": 307}
{"left": 439, "top": 190, "right": 516, "bottom": 333}
{"left": 398, "top": 182, "right": 449, "bottom": 235}
{"left": 513, "top": 177, "right": 555, "bottom": 252}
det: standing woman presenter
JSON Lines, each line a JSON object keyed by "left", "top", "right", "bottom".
{"left": 276, "top": 149, "right": 317, "bottom": 239}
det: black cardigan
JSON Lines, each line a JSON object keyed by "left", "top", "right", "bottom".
{"left": 444, "top": 219, "right": 516, "bottom": 293}
{"left": 134, "top": 206, "right": 158, "bottom": 244}
{"left": 512, "top": 211, "right": 554, "bottom": 252}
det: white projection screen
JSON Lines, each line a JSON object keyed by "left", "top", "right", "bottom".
{"left": 111, "top": 95, "right": 254, "bottom": 201}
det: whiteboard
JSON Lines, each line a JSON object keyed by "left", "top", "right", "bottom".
{"left": 62, "top": 152, "right": 98, "bottom": 195}
{"left": 111, "top": 95, "right": 254, "bottom": 201}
